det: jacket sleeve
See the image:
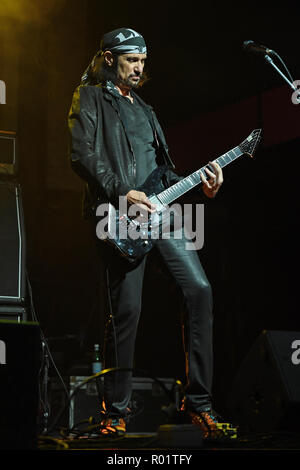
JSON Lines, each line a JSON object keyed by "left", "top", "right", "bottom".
{"left": 68, "top": 85, "right": 131, "bottom": 204}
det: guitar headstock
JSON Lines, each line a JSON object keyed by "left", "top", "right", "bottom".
{"left": 238, "top": 129, "right": 262, "bottom": 158}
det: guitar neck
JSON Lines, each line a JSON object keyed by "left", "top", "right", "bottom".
{"left": 157, "top": 145, "right": 243, "bottom": 205}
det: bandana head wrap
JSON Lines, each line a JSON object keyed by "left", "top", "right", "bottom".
{"left": 81, "top": 28, "right": 146, "bottom": 85}
{"left": 100, "top": 28, "right": 147, "bottom": 55}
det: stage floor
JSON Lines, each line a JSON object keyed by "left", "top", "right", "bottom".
{"left": 37, "top": 429, "right": 300, "bottom": 453}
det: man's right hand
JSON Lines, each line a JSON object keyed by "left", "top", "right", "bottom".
{"left": 125, "top": 190, "right": 156, "bottom": 213}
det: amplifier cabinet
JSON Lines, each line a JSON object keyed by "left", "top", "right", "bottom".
{"left": 0, "top": 320, "right": 40, "bottom": 449}
{"left": 0, "top": 182, "right": 26, "bottom": 304}
{"left": 0, "top": 131, "right": 18, "bottom": 176}
{"left": 0, "top": 305, "right": 27, "bottom": 322}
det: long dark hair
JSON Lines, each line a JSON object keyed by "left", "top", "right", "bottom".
{"left": 81, "top": 52, "right": 149, "bottom": 87}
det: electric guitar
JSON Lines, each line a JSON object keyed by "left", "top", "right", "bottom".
{"left": 96, "top": 128, "right": 262, "bottom": 262}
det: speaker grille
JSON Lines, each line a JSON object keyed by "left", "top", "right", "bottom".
{"left": 0, "top": 182, "right": 26, "bottom": 304}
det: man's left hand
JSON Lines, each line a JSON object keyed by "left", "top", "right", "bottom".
{"left": 200, "top": 161, "right": 223, "bottom": 198}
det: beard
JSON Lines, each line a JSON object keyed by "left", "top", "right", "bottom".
{"left": 118, "top": 74, "right": 142, "bottom": 89}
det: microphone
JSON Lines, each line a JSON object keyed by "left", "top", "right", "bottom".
{"left": 243, "top": 40, "right": 276, "bottom": 57}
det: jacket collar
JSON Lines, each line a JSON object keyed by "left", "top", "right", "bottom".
{"left": 103, "top": 80, "right": 152, "bottom": 110}
{"left": 105, "top": 80, "right": 122, "bottom": 99}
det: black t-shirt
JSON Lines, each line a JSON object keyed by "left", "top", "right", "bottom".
{"left": 118, "top": 95, "right": 158, "bottom": 187}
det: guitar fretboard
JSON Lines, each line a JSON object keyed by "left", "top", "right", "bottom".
{"left": 157, "top": 145, "right": 243, "bottom": 206}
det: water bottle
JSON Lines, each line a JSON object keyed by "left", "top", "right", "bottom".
{"left": 92, "top": 343, "right": 102, "bottom": 374}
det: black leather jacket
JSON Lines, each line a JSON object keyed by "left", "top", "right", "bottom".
{"left": 68, "top": 83, "right": 180, "bottom": 218}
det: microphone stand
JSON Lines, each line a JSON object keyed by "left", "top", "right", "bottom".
{"left": 264, "top": 54, "right": 300, "bottom": 103}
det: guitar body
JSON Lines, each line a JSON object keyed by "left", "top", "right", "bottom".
{"left": 96, "top": 129, "right": 262, "bottom": 262}
{"left": 96, "top": 166, "right": 169, "bottom": 262}
{"left": 104, "top": 210, "right": 158, "bottom": 261}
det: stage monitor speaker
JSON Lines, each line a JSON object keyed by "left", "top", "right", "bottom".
{"left": 227, "top": 330, "right": 300, "bottom": 433}
{"left": 0, "top": 320, "right": 41, "bottom": 449}
{"left": 0, "top": 182, "right": 26, "bottom": 305}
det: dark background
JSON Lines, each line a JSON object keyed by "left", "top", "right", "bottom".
{"left": 0, "top": 0, "right": 299, "bottom": 415}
